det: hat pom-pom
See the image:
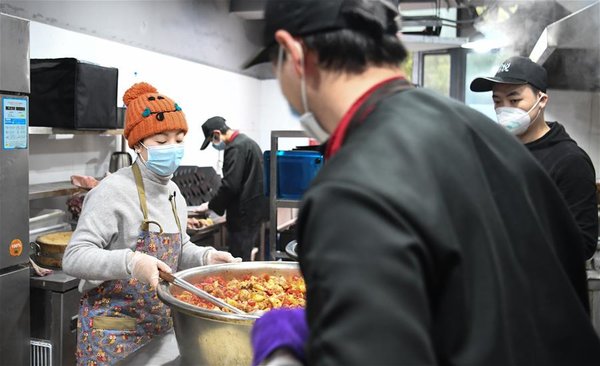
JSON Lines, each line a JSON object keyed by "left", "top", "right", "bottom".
{"left": 123, "top": 82, "right": 158, "bottom": 106}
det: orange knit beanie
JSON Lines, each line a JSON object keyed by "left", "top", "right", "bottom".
{"left": 123, "top": 82, "right": 188, "bottom": 148}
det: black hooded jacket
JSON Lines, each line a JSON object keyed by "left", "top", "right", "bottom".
{"left": 297, "top": 84, "right": 600, "bottom": 366}
{"left": 208, "top": 133, "right": 268, "bottom": 231}
{"left": 526, "top": 122, "right": 598, "bottom": 259}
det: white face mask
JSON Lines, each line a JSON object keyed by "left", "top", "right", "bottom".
{"left": 277, "top": 46, "right": 330, "bottom": 143}
{"left": 495, "top": 95, "right": 543, "bottom": 136}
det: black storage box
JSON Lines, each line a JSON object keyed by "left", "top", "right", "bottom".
{"left": 30, "top": 58, "right": 119, "bottom": 129}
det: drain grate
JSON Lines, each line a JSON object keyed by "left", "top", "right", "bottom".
{"left": 30, "top": 339, "right": 52, "bottom": 366}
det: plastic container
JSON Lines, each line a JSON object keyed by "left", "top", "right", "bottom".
{"left": 264, "top": 150, "right": 323, "bottom": 200}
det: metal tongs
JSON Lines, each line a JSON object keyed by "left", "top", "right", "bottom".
{"left": 159, "top": 269, "right": 259, "bottom": 318}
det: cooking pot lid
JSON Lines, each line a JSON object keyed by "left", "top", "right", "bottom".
{"left": 36, "top": 231, "right": 73, "bottom": 246}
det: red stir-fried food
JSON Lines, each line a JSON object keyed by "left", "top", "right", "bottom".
{"left": 176, "top": 274, "right": 306, "bottom": 313}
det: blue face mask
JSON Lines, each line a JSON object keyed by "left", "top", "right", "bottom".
{"left": 289, "top": 104, "right": 301, "bottom": 118}
{"left": 211, "top": 134, "right": 226, "bottom": 151}
{"left": 212, "top": 141, "right": 226, "bottom": 151}
{"left": 140, "top": 142, "right": 185, "bottom": 176}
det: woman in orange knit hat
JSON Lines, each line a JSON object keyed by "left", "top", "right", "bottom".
{"left": 63, "top": 82, "right": 241, "bottom": 365}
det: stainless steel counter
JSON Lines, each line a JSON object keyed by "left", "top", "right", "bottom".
{"left": 115, "top": 330, "right": 182, "bottom": 366}
{"left": 30, "top": 268, "right": 80, "bottom": 292}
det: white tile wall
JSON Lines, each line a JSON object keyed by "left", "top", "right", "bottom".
{"left": 258, "top": 80, "right": 310, "bottom": 151}
{"left": 33, "top": 23, "right": 598, "bottom": 189}
{"left": 29, "top": 134, "right": 117, "bottom": 184}
{"left": 28, "top": 21, "right": 306, "bottom": 186}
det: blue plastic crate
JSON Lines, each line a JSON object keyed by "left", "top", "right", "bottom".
{"left": 264, "top": 150, "right": 323, "bottom": 200}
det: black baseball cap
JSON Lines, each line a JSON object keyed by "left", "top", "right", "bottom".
{"left": 200, "top": 116, "right": 227, "bottom": 150}
{"left": 470, "top": 56, "right": 548, "bottom": 92}
{"left": 242, "top": 0, "right": 399, "bottom": 69}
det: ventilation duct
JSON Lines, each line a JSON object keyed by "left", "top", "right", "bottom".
{"left": 529, "top": 2, "right": 599, "bottom": 91}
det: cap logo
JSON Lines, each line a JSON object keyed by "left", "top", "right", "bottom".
{"left": 498, "top": 62, "right": 511, "bottom": 73}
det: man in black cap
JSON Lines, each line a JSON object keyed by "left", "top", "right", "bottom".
{"left": 200, "top": 116, "right": 267, "bottom": 261}
{"left": 244, "top": 1, "right": 600, "bottom": 366}
{"left": 471, "top": 56, "right": 598, "bottom": 259}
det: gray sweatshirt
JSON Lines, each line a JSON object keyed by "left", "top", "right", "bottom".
{"left": 63, "top": 159, "right": 212, "bottom": 292}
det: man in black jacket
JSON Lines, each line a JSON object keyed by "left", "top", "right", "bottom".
{"left": 200, "top": 116, "right": 267, "bottom": 261}
{"left": 245, "top": 1, "right": 600, "bottom": 366}
{"left": 471, "top": 56, "right": 598, "bottom": 259}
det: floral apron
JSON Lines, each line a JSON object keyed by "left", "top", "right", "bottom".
{"left": 76, "top": 163, "right": 182, "bottom": 365}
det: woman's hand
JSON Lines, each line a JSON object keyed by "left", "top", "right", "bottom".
{"left": 205, "top": 250, "right": 242, "bottom": 265}
{"left": 128, "top": 252, "right": 172, "bottom": 287}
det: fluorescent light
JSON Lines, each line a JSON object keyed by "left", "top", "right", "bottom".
{"left": 49, "top": 134, "right": 75, "bottom": 140}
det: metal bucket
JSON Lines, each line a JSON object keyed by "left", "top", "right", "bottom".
{"left": 157, "top": 261, "right": 301, "bottom": 365}
{"left": 31, "top": 231, "right": 73, "bottom": 269}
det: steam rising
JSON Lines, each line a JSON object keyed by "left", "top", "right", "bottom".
{"left": 473, "top": 0, "right": 599, "bottom": 91}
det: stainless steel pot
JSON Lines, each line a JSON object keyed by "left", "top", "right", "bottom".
{"left": 157, "top": 261, "right": 301, "bottom": 365}
{"left": 31, "top": 230, "right": 73, "bottom": 269}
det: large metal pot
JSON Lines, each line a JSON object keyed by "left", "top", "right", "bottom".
{"left": 31, "top": 231, "right": 73, "bottom": 268}
{"left": 157, "top": 261, "right": 301, "bottom": 365}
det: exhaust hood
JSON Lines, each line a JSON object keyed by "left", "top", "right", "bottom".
{"left": 529, "top": 1, "right": 599, "bottom": 91}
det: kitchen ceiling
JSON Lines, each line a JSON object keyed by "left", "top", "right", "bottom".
{"left": 232, "top": 0, "right": 592, "bottom": 79}
{"left": 0, "top": 0, "right": 596, "bottom": 87}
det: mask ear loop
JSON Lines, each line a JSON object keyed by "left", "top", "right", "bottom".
{"left": 529, "top": 94, "right": 545, "bottom": 123}
{"left": 277, "top": 43, "right": 310, "bottom": 115}
{"left": 297, "top": 45, "right": 310, "bottom": 115}
{"left": 137, "top": 142, "right": 149, "bottom": 154}
{"left": 212, "top": 132, "right": 221, "bottom": 144}
{"left": 276, "top": 45, "right": 284, "bottom": 78}
{"left": 137, "top": 143, "right": 148, "bottom": 165}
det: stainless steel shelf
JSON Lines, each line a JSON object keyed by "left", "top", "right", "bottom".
{"left": 29, "top": 181, "right": 82, "bottom": 200}
{"left": 28, "top": 128, "right": 124, "bottom": 200}
{"left": 268, "top": 130, "right": 308, "bottom": 261}
{"left": 275, "top": 199, "right": 301, "bottom": 208}
{"left": 271, "top": 130, "right": 307, "bottom": 138}
{"left": 29, "top": 127, "right": 124, "bottom": 136}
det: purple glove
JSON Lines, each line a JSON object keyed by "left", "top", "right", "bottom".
{"left": 251, "top": 308, "right": 308, "bottom": 366}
